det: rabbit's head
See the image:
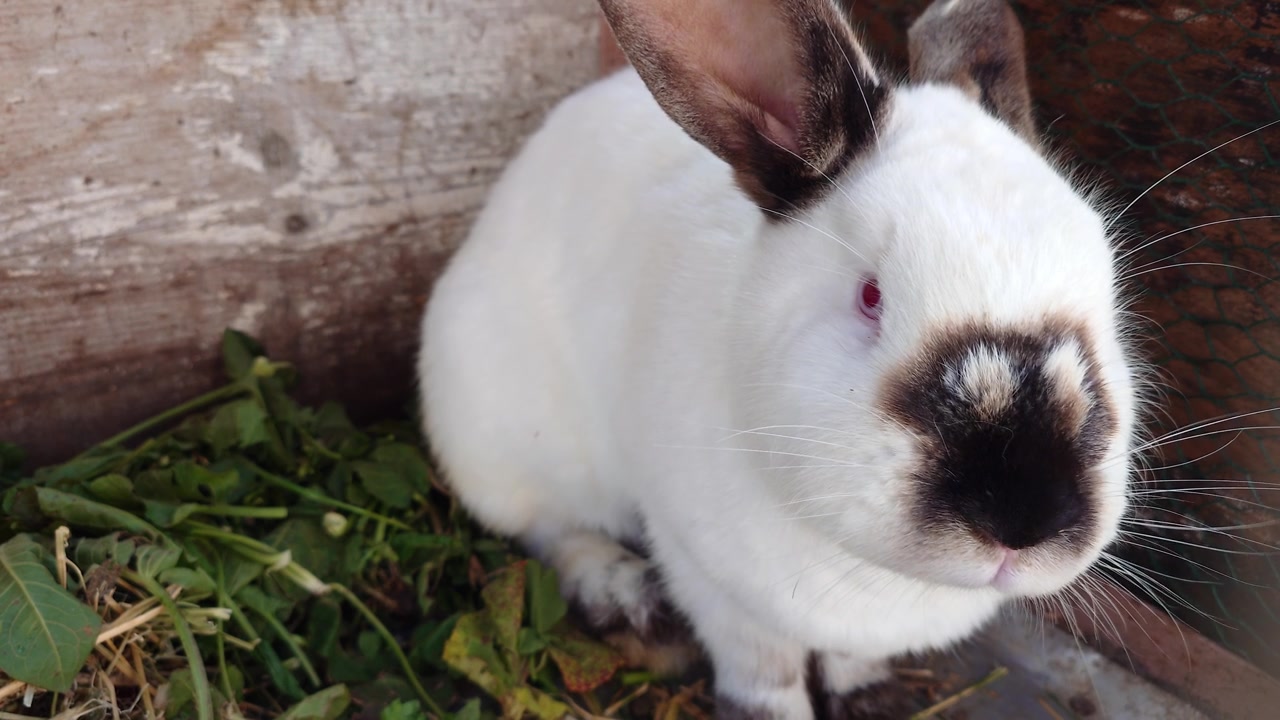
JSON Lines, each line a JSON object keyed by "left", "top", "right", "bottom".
{"left": 602, "top": 0, "right": 1143, "bottom": 597}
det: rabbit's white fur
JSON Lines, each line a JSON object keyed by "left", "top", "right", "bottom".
{"left": 419, "top": 61, "right": 1135, "bottom": 716}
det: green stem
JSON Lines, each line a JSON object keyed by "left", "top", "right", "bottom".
{"left": 909, "top": 666, "right": 1009, "bottom": 720}
{"left": 129, "top": 571, "right": 214, "bottom": 720}
{"left": 242, "top": 460, "right": 412, "bottom": 530}
{"left": 86, "top": 382, "right": 248, "bottom": 455}
{"left": 111, "top": 437, "right": 157, "bottom": 473}
{"left": 243, "top": 602, "right": 322, "bottom": 688}
{"left": 185, "top": 522, "right": 280, "bottom": 556}
{"left": 218, "top": 588, "right": 304, "bottom": 701}
{"left": 188, "top": 505, "right": 289, "bottom": 520}
{"left": 329, "top": 583, "right": 444, "bottom": 718}
{"left": 185, "top": 522, "right": 329, "bottom": 595}
{"left": 299, "top": 430, "right": 345, "bottom": 462}
{"left": 213, "top": 558, "right": 236, "bottom": 703}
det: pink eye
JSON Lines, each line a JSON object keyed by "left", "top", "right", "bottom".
{"left": 857, "top": 277, "right": 882, "bottom": 320}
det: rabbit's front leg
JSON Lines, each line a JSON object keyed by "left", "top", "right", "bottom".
{"left": 666, "top": 568, "right": 812, "bottom": 719}
{"left": 810, "top": 651, "right": 913, "bottom": 719}
{"left": 705, "top": 618, "right": 812, "bottom": 720}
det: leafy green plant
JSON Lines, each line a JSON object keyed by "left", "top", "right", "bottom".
{"left": 0, "top": 330, "right": 645, "bottom": 720}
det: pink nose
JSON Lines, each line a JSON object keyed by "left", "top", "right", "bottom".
{"left": 993, "top": 548, "right": 1020, "bottom": 585}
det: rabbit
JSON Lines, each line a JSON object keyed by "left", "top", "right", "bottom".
{"left": 417, "top": 0, "right": 1145, "bottom": 717}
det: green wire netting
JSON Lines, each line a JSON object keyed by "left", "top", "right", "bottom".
{"left": 855, "top": 1, "right": 1280, "bottom": 678}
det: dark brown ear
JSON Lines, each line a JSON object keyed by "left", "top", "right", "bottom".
{"left": 598, "top": 0, "right": 890, "bottom": 213}
{"left": 907, "top": 0, "right": 1038, "bottom": 146}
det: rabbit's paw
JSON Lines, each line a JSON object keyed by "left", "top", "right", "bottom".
{"left": 808, "top": 653, "right": 914, "bottom": 720}
{"left": 542, "top": 531, "right": 698, "bottom": 675}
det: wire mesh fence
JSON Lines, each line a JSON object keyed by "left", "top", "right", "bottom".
{"left": 853, "top": 0, "right": 1280, "bottom": 678}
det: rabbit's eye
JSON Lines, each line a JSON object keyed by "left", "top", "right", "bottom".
{"left": 857, "top": 277, "right": 882, "bottom": 321}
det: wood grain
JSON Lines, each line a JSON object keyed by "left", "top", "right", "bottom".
{"left": 1, "top": 0, "right": 600, "bottom": 463}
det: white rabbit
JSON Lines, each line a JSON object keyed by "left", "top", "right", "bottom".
{"left": 417, "top": 0, "right": 1144, "bottom": 717}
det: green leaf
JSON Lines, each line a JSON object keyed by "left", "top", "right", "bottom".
{"left": 222, "top": 664, "right": 245, "bottom": 697}
{"left": 173, "top": 462, "right": 241, "bottom": 504}
{"left": 357, "top": 629, "right": 382, "bottom": 660}
{"left": 277, "top": 684, "right": 351, "bottom": 720}
{"left": 352, "top": 461, "right": 412, "bottom": 509}
{"left": 380, "top": 699, "right": 429, "bottom": 720}
{"left": 207, "top": 400, "right": 271, "bottom": 453}
{"left": 264, "top": 518, "right": 351, "bottom": 589}
{"left": 306, "top": 598, "right": 343, "bottom": 660}
{"left": 134, "top": 469, "right": 180, "bottom": 502}
{"left": 86, "top": 474, "right": 137, "bottom": 507}
{"left": 159, "top": 668, "right": 231, "bottom": 720}
{"left": 526, "top": 560, "right": 568, "bottom": 637}
{"left": 312, "top": 403, "right": 371, "bottom": 458}
{"left": 4, "top": 487, "right": 46, "bottom": 532}
{"left": 143, "top": 500, "right": 200, "bottom": 528}
{"left": 221, "top": 329, "right": 266, "bottom": 381}
{"left": 0, "top": 535, "right": 103, "bottom": 692}
{"left": 160, "top": 668, "right": 199, "bottom": 718}
{"left": 410, "top": 615, "right": 459, "bottom": 671}
{"left": 390, "top": 532, "right": 465, "bottom": 568}
{"left": 442, "top": 612, "right": 510, "bottom": 697}
{"left": 34, "top": 487, "right": 161, "bottom": 540}
{"left": 371, "top": 443, "right": 431, "bottom": 493}
{"left": 547, "top": 630, "right": 626, "bottom": 694}
{"left": 506, "top": 686, "right": 570, "bottom": 720}
{"left": 219, "top": 548, "right": 264, "bottom": 597}
{"left": 349, "top": 678, "right": 424, "bottom": 720}
{"left": 206, "top": 403, "right": 241, "bottom": 454}
{"left": 323, "top": 462, "right": 353, "bottom": 501}
{"left": 158, "top": 567, "right": 217, "bottom": 596}
{"left": 34, "top": 451, "right": 125, "bottom": 484}
{"left": 135, "top": 543, "right": 183, "bottom": 579}
{"left": 481, "top": 562, "right": 526, "bottom": 655}
{"left": 453, "top": 699, "right": 482, "bottom": 720}
{"left": 236, "top": 585, "right": 292, "bottom": 619}
{"left": 516, "top": 627, "right": 548, "bottom": 656}
{"left": 326, "top": 646, "right": 379, "bottom": 684}
{"left": 74, "top": 534, "right": 136, "bottom": 568}
{"left": 259, "top": 375, "right": 302, "bottom": 430}
{"left": 235, "top": 401, "right": 272, "bottom": 447}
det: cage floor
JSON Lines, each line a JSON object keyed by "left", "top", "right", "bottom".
{"left": 916, "top": 614, "right": 1206, "bottom": 720}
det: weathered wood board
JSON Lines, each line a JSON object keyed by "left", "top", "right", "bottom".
{"left": 1, "top": 0, "right": 602, "bottom": 464}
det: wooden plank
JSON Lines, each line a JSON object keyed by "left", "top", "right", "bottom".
{"left": 0, "top": 0, "right": 601, "bottom": 463}
{"left": 1045, "top": 580, "right": 1280, "bottom": 720}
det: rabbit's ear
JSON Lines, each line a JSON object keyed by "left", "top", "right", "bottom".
{"left": 908, "top": 0, "right": 1038, "bottom": 147}
{"left": 598, "top": 0, "right": 889, "bottom": 213}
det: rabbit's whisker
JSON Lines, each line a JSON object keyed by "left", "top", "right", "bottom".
{"left": 1110, "top": 537, "right": 1251, "bottom": 585}
{"left": 1096, "top": 552, "right": 1226, "bottom": 629}
{"left": 1117, "top": 214, "right": 1280, "bottom": 263}
{"left": 1120, "top": 261, "right": 1276, "bottom": 283}
{"left": 1117, "top": 529, "right": 1279, "bottom": 556}
{"left": 1103, "top": 119, "right": 1280, "bottom": 234}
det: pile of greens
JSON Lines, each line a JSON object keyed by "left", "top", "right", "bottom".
{"left": 0, "top": 331, "right": 710, "bottom": 720}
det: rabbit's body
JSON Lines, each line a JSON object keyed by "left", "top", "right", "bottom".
{"left": 420, "top": 1, "right": 1141, "bottom": 717}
